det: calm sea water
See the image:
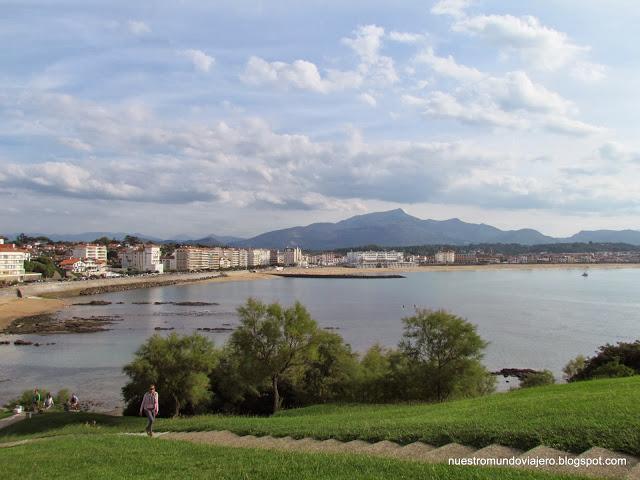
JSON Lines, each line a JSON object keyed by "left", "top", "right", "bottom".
{"left": 2, "top": 269, "right": 639, "bottom": 408}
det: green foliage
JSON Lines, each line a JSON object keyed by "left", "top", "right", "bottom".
{"left": 122, "top": 333, "right": 219, "bottom": 417}
{"left": 4, "top": 388, "right": 69, "bottom": 411}
{"left": 563, "top": 355, "right": 586, "bottom": 381}
{"left": 24, "top": 256, "right": 59, "bottom": 278}
{"left": 569, "top": 341, "right": 640, "bottom": 381}
{"left": 399, "top": 309, "right": 493, "bottom": 401}
{"left": 589, "top": 360, "right": 635, "bottom": 379}
{"left": 229, "top": 298, "right": 319, "bottom": 413}
{"left": 520, "top": 370, "right": 555, "bottom": 388}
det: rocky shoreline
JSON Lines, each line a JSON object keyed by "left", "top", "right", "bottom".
{"left": 1, "top": 313, "right": 123, "bottom": 335}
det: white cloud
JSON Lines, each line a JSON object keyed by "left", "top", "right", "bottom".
{"left": 358, "top": 92, "right": 377, "bottom": 107}
{"left": 409, "top": 49, "right": 602, "bottom": 135}
{"left": 127, "top": 20, "right": 151, "bottom": 36}
{"left": 388, "top": 31, "right": 425, "bottom": 44}
{"left": 431, "top": 0, "right": 473, "bottom": 18}
{"left": 59, "top": 137, "right": 93, "bottom": 152}
{"left": 181, "top": 49, "right": 215, "bottom": 72}
{"left": 240, "top": 56, "right": 362, "bottom": 93}
{"left": 414, "top": 47, "right": 484, "bottom": 81}
{"left": 343, "top": 25, "right": 399, "bottom": 85}
{"left": 452, "top": 14, "right": 605, "bottom": 79}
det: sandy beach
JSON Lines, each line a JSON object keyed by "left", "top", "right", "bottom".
{"left": 0, "top": 271, "right": 270, "bottom": 330}
{"left": 0, "top": 297, "right": 68, "bottom": 331}
{"left": 270, "top": 263, "right": 640, "bottom": 276}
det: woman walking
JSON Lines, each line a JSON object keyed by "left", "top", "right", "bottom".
{"left": 139, "top": 384, "right": 159, "bottom": 437}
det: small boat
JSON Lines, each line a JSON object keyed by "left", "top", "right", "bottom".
{"left": 582, "top": 272, "right": 589, "bottom": 277}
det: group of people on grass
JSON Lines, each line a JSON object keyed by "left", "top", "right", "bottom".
{"left": 30, "top": 388, "right": 79, "bottom": 413}
{"left": 27, "top": 384, "right": 159, "bottom": 437}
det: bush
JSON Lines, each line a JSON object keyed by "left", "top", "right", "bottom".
{"left": 563, "top": 355, "right": 586, "bottom": 382}
{"left": 569, "top": 341, "right": 640, "bottom": 381}
{"left": 520, "top": 370, "right": 555, "bottom": 388}
{"left": 589, "top": 360, "right": 635, "bottom": 379}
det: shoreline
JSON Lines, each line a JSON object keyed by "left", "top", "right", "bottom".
{"left": 0, "top": 270, "right": 271, "bottom": 330}
{"left": 1, "top": 263, "right": 638, "bottom": 329}
{"left": 267, "top": 263, "right": 640, "bottom": 276}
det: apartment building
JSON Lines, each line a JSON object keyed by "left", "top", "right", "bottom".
{"left": 175, "top": 247, "right": 219, "bottom": 271}
{"left": 435, "top": 250, "right": 456, "bottom": 264}
{"left": 248, "top": 248, "right": 271, "bottom": 267}
{"left": 72, "top": 244, "right": 107, "bottom": 262}
{"left": 119, "top": 245, "right": 164, "bottom": 273}
{"left": 0, "top": 238, "right": 29, "bottom": 278}
{"left": 346, "top": 250, "right": 404, "bottom": 266}
{"left": 283, "top": 247, "right": 303, "bottom": 266}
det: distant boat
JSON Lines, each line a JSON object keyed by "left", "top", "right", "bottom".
{"left": 582, "top": 272, "right": 589, "bottom": 277}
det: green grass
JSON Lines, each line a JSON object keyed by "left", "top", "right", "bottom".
{"left": 0, "top": 410, "right": 13, "bottom": 419}
{"left": 0, "top": 435, "right": 588, "bottom": 480}
{"left": 2, "top": 377, "right": 639, "bottom": 455}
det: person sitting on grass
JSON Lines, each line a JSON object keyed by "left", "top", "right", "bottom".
{"left": 43, "top": 393, "right": 54, "bottom": 411}
{"left": 31, "top": 388, "right": 41, "bottom": 413}
{"left": 139, "top": 384, "right": 159, "bottom": 437}
{"left": 68, "top": 393, "right": 80, "bottom": 412}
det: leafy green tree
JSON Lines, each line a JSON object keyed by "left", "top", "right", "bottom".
{"left": 123, "top": 235, "right": 142, "bottom": 245}
{"left": 296, "top": 330, "right": 359, "bottom": 404}
{"left": 230, "top": 298, "right": 318, "bottom": 413}
{"left": 520, "top": 370, "right": 555, "bottom": 388}
{"left": 563, "top": 355, "right": 586, "bottom": 381}
{"left": 399, "top": 309, "right": 492, "bottom": 401}
{"left": 122, "top": 333, "right": 218, "bottom": 417}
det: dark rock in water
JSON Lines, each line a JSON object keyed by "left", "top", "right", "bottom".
{"left": 196, "top": 326, "right": 234, "bottom": 332}
{"left": 132, "top": 302, "right": 151, "bottom": 305}
{"left": 14, "top": 339, "right": 33, "bottom": 346}
{"left": 0, "top": 340, "right": 10, "bottom": 345}
{"left": 154, "top": 327, "right": 175, "bottom": 331}
{"left": 3, "top": 313, "right": 121, "bottom": 335}
{"left": 73, "top": 300, "right": 112, "bottom": 306}
{"left": 323, "top": 326, "right": 340, "bottom": 330}
{"left": 173, "top": 301, "right": 218, "bottom": 306}
{"left": 153, "top": 301, "right": 219, "bottom": 306}
{"left": 491, "top": 368, "right": 540, "bottom": 379}
{"left": 116, "top": 302, "right": 124, "bottom": 304}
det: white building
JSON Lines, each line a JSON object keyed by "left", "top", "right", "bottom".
{"left": 248, "top": 248, "right": 271, "bottom": 267}
{"left": 0, "top": 238, "right": 30, "bottom": 279}
{"left": 72, "top": 244, "right": 107, "bottom": 262}
{"left": 346, "top": 250, "right": 406, "bottom": 268}
{"left": 119, "top": 245, "right": 164, "bottom": 273}
{"left": 283, "top": 247, "right": 303, "bottom": 266}
{"left": 175, "top": 247, "right": 219, "bottom": 271}
{"left": 435, "top": 250, "right": 456, "bottom": 264}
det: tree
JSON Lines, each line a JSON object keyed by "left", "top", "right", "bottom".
{"left": 520, "top": 370, "right": 555, "bottom": 388}
{"left": 122, "top": 333, "right": 218, "bottom": 417}
{"left": 563, "top": 355, "right": 586, "bottom": 381}
{"left": 230, "top": 298, "right": 318, "bottom": 413}
{"left": 399, "top": 309, "right": 492, "bottom": 401}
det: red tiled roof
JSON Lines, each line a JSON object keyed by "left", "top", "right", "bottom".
{"left": 59, "top": 257, "right": 82, "bottom": 266}
{"left": 0, "top": 244, "right": 27, "bottom": 253}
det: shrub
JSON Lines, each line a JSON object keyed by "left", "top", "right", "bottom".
{"left": 569, "top": 341, "right": 640, "bottom": 381}
{"left": 589, "top": 360, "right": 635, "bottom": 379}
{"left": 520, "top": 370, "right": 555, "bottom": 388}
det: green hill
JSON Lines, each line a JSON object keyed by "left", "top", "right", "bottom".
{"left": 3, "top": 377, "right": 639, "bottom": 455}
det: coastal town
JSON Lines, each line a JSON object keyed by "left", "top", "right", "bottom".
{"left": 2, "top": 234, "right": 640, "bottom": 284}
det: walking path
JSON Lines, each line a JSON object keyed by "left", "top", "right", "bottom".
{"left": 161, "top": 430, "right": 640, "bottom": 479}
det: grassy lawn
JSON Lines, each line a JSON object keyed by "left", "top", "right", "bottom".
{"left": 0, "top": 435, "right": 589, "bottom": 480}
{"left": 2, "top": 377, "right": 639, "bottom": 455}
{"left": 0, "top": 410, "right": 13, "bottom": 419}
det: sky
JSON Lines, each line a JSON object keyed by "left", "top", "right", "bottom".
{"left": 1, "top": 0, "right": 640, "bottom": 238}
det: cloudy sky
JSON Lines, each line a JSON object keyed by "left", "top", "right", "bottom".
{"left": 2, "top": 0, "right": 640, "bottom": 238}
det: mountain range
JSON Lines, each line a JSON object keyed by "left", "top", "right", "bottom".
{"left": 6, "top": 209, "right": 640, "bottom": 248}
